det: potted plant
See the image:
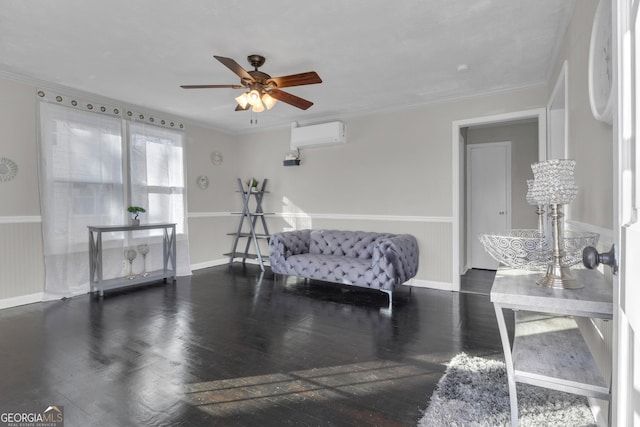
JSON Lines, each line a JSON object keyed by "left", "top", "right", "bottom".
{"left": 246, "top": 178, "right": 259, "bottom": 192}
{"left": 127, "top": 206, "right": 146, "bottom": 226}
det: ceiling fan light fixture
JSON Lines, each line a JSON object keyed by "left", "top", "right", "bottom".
{"left": 261, "top": 92, "right": 277, "bottom": 110}
{"left": 235, "top": 93, "right": 249, "bottom": 109}
{"left": 252, "top": 100, "right": 265, "bottom": 113}
{"left": 180, "top": 55, "right": 321, "bottom": 113}
{"left": 247, "top": 89, "right": 261, "bottom": 106}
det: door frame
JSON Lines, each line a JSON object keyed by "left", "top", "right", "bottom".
{"left": 613, "top": 0, "right": 637, "bottom": 423}
{"left": 451, "top": 108, "right": 546, "bottom": 291}
{"left": 466, "top": 141, "right": 512, "bottom": 270}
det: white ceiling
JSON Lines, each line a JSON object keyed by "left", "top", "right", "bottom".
{"left": 0, "top": 0, "right": 574, "bottom": 134}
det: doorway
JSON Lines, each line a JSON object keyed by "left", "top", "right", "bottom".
{"left": 452, "top": 108, "right": 547, "bottom": 292}
{"left": 466, "top": 141, "right": 511, "bottom": 270}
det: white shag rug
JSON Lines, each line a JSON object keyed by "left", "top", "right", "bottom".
{"left": 418, "top": 353, "right": 597, "bottom": 427}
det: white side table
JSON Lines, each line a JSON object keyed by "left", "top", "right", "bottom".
{"left": 491, "top": 267, "right": 612, "bottom": 426}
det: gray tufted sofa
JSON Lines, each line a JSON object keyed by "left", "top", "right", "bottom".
{"left": 268, "top": 229, "right": 419, "bottom": 305}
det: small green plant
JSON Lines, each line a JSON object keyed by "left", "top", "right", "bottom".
{"left": 246, "top": 178, "right": 259, "bottom": 188}
{"left": 127, "top": 206, "right": 146, "bottom": 220}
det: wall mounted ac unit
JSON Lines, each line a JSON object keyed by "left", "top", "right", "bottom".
{"left": 290, "top": 121, "right": 346, "bottom": 149}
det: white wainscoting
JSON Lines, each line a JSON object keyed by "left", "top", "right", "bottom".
{"left": 0, "top": 216, "right": 45, "bottom": 308}
{"left": 188, "top": 211, "right": 455, "bottom": 291}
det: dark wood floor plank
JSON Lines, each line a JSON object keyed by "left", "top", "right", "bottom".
{"left": 0, "top": 264, "right": 512, "bottom": 426}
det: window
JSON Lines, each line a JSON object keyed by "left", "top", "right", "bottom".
{"left": 39, "top": 102, "right": 124, "bottom": 251}
{"left": 129, "top": 122, "right": 186, "bottom": 235}
{"left": 38, "top": 100, "right": 190, "bottom": 299}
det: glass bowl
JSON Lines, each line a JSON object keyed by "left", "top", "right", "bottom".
{"left": 479, "top": 229, "right": 599, "bottom": 270}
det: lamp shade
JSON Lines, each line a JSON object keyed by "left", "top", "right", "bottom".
{"left": 526, "top": 179, "right": 537, "bottom": 205}
{"left": 530, "top": 159, "right": 578, "bottom": 205}
{"left": 261, "top": 92, "right": 277, "bottom": 110}
{"left": 247, "top": 90, "right": 261, "bottom": 106}
{"left": 235, "top": 93, "right": 249, "bottom": 109}
{"left": 251, "top": 100, "right": 265, "bottom": 113}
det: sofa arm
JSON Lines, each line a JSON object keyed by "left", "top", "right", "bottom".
{"left": 371, "top": 234, "right": 419, "bottom": 285}
{"left": 269, "top": 230, "right": 311, "bottom": 273}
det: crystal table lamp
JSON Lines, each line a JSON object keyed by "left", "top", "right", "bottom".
{"left": 529, "top": 159, "right": 581, "bottom": 289}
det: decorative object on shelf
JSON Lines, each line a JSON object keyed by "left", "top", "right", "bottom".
{"left": 197, "top": 175, "right": 209, "bottom": 189}
{"left": 125, "top": 248, "right": 137, "bottom": 280}
{"left": 211, "top": 150, "right": 223, "bottom": 165}
{"left": 283, "top": 149, "right": 300, "bottom": 166}
{"left": 0, "top": 157, "right": 18, "bottom": 182}
{"left": 137, "top": 244, "right": 150, "bottom": 277}
{"left": 480, "top": 229, "right": 599, "bottom": 271}
{"left": 529, "top": 159, "right": 581, "bottom": 289}
{"left": 245, "top": 178, "right": 259, "bottom": 192}
{"left": 127, "top": 206, "right": 146, "bottom": 226}
{"left": 588, "top": 0, "right": 613, "bottom": 124}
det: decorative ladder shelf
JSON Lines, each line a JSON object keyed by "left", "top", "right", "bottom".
{"left": 225, "top": 177, "right": 272, "bottom": 271}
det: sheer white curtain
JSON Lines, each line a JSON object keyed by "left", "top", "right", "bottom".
{"left": 128, "top": 122, "right": 192, "bottom": 276}
{"left": 39, "top": 102, "right": 125, "bottom": 300}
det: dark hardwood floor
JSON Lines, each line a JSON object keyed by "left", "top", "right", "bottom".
{"left": 460, "top": 268, "right": 497, "bottom": 296}
{"left": 0, "top": 265, "right": 512, "bottom": 426}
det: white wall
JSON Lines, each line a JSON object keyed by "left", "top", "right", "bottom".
{"left": 546, "top": 1, "right": 614, "bottom": 424}
{"left": 217, "top": 87, "right": 547, "bottom": 287}
{"left": 548, "top": 0, "right": 613, "bottom": 230}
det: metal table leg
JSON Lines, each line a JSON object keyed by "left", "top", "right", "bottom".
{"left": 494, "top": 303, "right": 518, "bottom": 426}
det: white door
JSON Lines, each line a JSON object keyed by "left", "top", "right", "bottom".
{"left": 614, "top": 0, "right": 640, "bottom": 424}
{"left": 467, "top": 142, "right": 511, "bottom": 270}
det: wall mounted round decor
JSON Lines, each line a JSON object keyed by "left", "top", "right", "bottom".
{"left": 588, "top": 0, "right": 613, "bottom": 124}
{"left": 0, "top": 157, "right": 18, "bottom": 182}
{"left": 197, "top": 175, "right": 210, "bottom": 189}
{"left": 211, "top": 150, "right": 223, "bottom": 165}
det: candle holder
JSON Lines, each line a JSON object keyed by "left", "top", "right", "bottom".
{"left": 529, "top": 159, "right": 581, "bottom": 289}
{"left": 526, "top": 179, "right": 546, "bottom": 235}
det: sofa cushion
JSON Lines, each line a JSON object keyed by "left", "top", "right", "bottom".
{"left": 309, "top": 230, "right": 392, "bottom": 259}
{"left": 285, "top": 254, "right": 372, "bottom": 285}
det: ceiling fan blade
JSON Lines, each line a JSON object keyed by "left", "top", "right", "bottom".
{"left": 267, "top": 71, "right": 322, "bottom": 88}
{"left": 268, "top": 88, "right": 314, "bottom": 110}
{"left": 214, "top": 55, "right": 253, "bottom": 81}
{"left": 235, "top": 103, "right": 251, "bottom": 111}
{"left": 180, "top": 84, "right": 244, "bottom": 89}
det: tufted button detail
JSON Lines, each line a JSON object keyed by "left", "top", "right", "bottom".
{"left": 269, "top": 229, "right": 419, "bottom": 296}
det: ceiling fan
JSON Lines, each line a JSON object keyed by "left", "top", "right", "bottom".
{"left": 180, "top": 54, "right": 322, "bottom": 112}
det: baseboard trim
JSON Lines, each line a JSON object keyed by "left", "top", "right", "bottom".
{"left": 0, "top": 292, "right": 43, "bottom": 310}
{"left": 191, "top": 258, "right": 229, "bottom": 270}
{"left": 408, "top": 278, "right": 453, "bottom": 291}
